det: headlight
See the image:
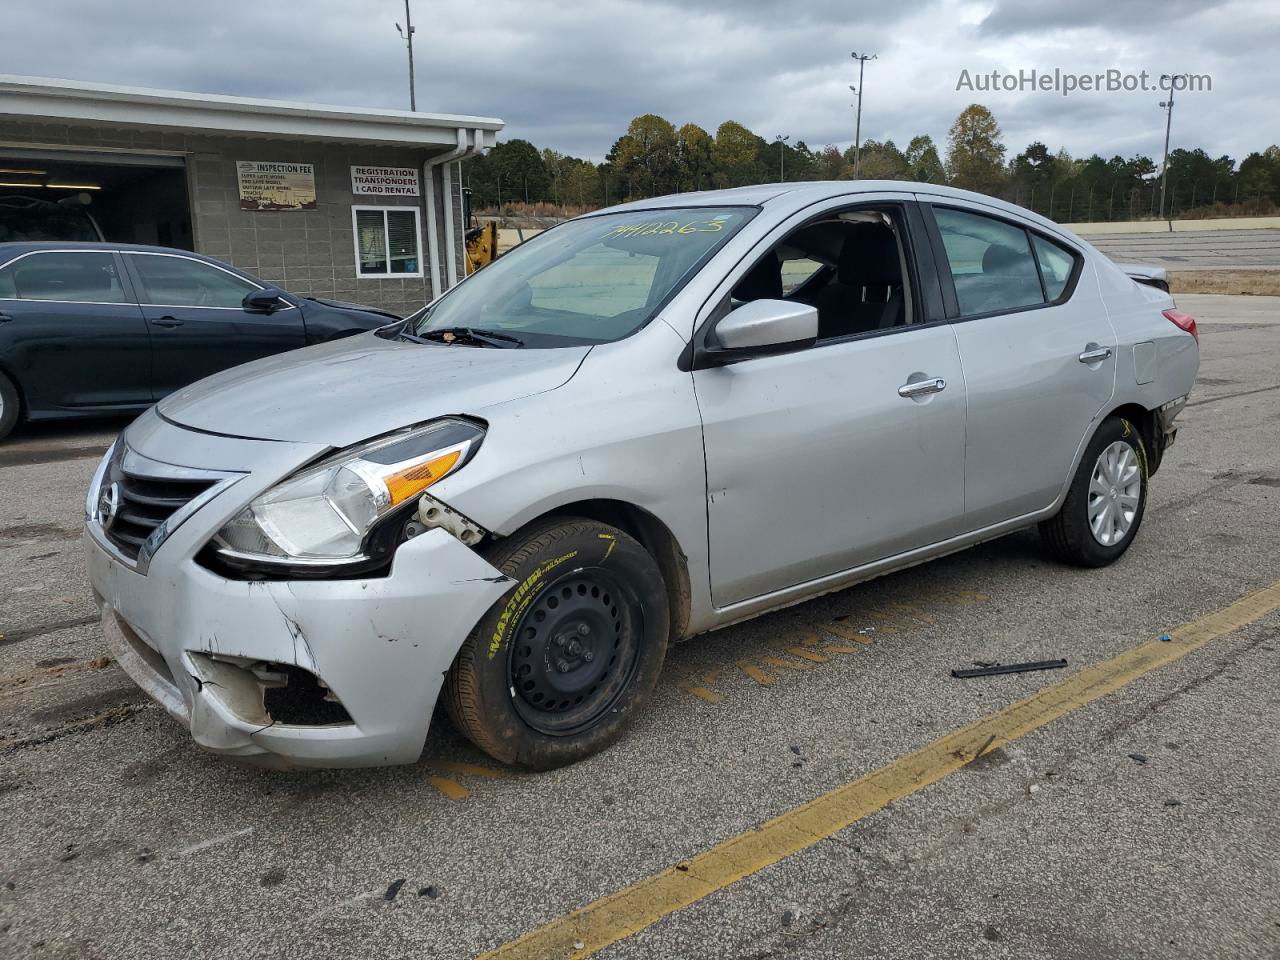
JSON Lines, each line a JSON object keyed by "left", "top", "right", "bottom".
{"left": 213, "top": 418, "right": 483, "bottom": 565}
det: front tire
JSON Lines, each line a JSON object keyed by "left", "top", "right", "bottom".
{"left": 0, "top": 371, "right": 20, "bottom": 441}
{"left": 444, "top": 518, "right": 669, "bottom": 769}
{"left": 1040, "top": 415, "right": 1149, "bottom": 567}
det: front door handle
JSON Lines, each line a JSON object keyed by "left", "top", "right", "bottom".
{"left": 151, "top": 315, "right": 185, "bottom": 328}
{"left": 898, "top": 377, "right": 946, "bottom": 398}
{"left": 0, "top": 311, "right": 13, "bottom": 322}
{"left": 1078, "top": 346, "right": 1112, "bottom": 363}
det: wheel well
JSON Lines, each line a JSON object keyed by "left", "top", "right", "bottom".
{"left": 1103, "top": 403, "right": 1163, "bottom": 474}
{"left": 534, "top": 499, "right": 692, "bottom": 643}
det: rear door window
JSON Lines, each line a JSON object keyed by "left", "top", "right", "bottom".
{"left": 127, "top": 254, "right": 259, "bottom": 308}
{"left": 934, "top": 207, "right": 1044, "bottom": 316}
{"left": 0, "top": 251, "right": 128, "bottom": 303}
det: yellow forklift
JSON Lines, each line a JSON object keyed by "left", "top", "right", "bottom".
{"left": 462, "top": 187, "right": 498, "bottom": 275}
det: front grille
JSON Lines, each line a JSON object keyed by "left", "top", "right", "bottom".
{"left": 104, "top": 459, "right": 214, "bottom": 561}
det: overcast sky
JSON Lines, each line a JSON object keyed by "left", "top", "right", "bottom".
{"left": 4, "top": 0, "right": 1277, "bottom": 164}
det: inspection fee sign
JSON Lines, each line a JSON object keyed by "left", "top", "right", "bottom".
{"left": 351, "top": 166, "right": 421, "bottom": 197}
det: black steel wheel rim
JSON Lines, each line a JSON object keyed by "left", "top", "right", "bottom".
{"left": 507, "top": 567, "right": 643, "bottom": 736}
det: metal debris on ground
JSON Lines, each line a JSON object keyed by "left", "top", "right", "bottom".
{"left": 950, "top": 659, "right": 1068, "bottom": 679}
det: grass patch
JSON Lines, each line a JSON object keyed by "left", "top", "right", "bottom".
{"left": 1170, "top": 270, "right": 1280, "bottom": 296}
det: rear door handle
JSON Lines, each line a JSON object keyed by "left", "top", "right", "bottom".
{"left": 898, "top": 377, "right": 946, "bottom": 398}
{"left": 0, "top": 311, "right": 13, "bottom": 322}
{"left": 150, "top": 315, "right": 185, "bottom": 328}
{"left": 1078, "top": 346, "right": 1112, "bottom": 363}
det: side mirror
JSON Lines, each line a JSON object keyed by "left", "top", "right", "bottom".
{"left": 243, "top": 287, "right": 287, "bottom": 314}
{"left": 701, "top": 299, "right": 818, "bottom": 366}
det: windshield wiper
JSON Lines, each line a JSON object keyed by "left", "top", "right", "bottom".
{"left": 417, "top": 326, "right": 525, "bottom": 348}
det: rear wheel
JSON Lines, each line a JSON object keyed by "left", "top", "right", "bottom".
{"left": 0, "top": 372, "right": 19, "bottom": 441}
{"left": 443, "top": 518, "right": 669, "bottom": 769}
{"left": 1040, "top": 415, "right": 1149, "bottom": 567}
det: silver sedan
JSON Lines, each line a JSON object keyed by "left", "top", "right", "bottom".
{"left": 83, "top": 181, "right": 1199, "bottom": 769}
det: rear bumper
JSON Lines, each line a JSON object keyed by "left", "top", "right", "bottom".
{"left": 86, "top": 526, "right": 514, "bottom": 769}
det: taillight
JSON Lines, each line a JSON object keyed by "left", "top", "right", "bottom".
{"left": 1163, "top": 308, "right": 1199, "bottom": 345}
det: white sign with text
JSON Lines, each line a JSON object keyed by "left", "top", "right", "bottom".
{"left": 350, "top": 166, "right": 421, "bottom": 197}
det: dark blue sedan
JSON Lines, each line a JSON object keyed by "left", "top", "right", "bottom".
{"left": 0, "top": 242, "right": 399, "bottom": 439}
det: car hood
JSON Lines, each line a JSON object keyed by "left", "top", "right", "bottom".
{"left": 157, "top": 333, "right": 590, "bottom": 447}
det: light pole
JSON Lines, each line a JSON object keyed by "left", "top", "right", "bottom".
{"left": 1157, "top": 74, "right": 1188, "bottom": 231}
{"left": 850, "top": 51, "right": 877, "bottom": 178}
{"left": 394, "top": 0, "right": 417, "bottom": 111}
{"left": 775, "top": 134, "right": 790, "bottom": 181}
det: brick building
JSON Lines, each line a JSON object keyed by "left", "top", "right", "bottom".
{"left": 0, "top": 75, "right": 503, "bottom": 316}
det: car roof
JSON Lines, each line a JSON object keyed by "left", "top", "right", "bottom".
{"left": 593, "top": 180, "right": 1085, "bottom": 247}
{"left": 0, "top": 240, "right": 205, "bottom": 256}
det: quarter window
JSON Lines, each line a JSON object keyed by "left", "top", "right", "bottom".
{"left": 0, "top": 251, "right": 127, "bottom": 303}
{"left": 353, "top": 206, "right": 423, "bottom": 278}
{"left": 1032, "top": 233, "right": 1077, "bottom": 300}
{"left": 128, "top": 254, "right": 258, "bottom": 308}
{"left": 934, "top": 208, "right": 1043, "bottom": 316}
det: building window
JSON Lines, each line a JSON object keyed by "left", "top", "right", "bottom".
{"left": 352, "top": 205, "right": 423, "bottom": 278}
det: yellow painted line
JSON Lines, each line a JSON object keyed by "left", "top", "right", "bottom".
{"left": 736, "top": 661, "right": 773, "bottom": 685}
{"left": 781, "top": 645, "right": 828, "bottom": 663}
{"left": 427, "top": 776, "right": 470, "bottom": 800}
{"left": 824, "top": 622, "right": 876, "bottom": 644}
{"left": 684, "top": 686, "right": 721, "bottom": 704}
{"left": 431, "top": 761, "right": 513, "bottom": 779}
{"left": 822, "top": 643, "right": 865, "bottom": 655}
{"left": 478, "top": 580, "right": 1280, "bottom": 960}
{"left": 784, "top": 627, "right": 864, "bottom": 656}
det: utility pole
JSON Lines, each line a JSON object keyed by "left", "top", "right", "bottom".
{"left": 775, "top": 134, "right": 790, "bottom": 181}
{"left": 1157, "top": 74, "right": 1187, "bottom": 231}
{"left": 849, "top": 51, "right": 877, "bottom": 178}
{"left": 395, "top": 1, "right": 417, "bottom": 111}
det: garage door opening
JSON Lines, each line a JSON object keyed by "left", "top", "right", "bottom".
{"left": 0, "top": 149, "right": 192, "bottom": 248}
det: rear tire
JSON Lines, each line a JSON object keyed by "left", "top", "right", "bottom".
{"left": 443, "top": 518, "right": 669, "bottom": 769}
{"left": 0, "top": 372, "right": 20, "bottom": 441}
{"left": 1040, "top": 415, "right": 1149, "bottom": 567}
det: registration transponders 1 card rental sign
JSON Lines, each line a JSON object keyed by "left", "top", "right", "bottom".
{"left": 351, "top": 166, "right": 421, "bottom": 197}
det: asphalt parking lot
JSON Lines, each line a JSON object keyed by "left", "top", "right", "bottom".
{"left": 1085, "top": 228, "right": 1280, "bottom": 271}
{"left": 2, "top": 293, "right": 1279, "bottom": 960}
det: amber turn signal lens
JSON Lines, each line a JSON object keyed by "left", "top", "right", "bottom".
{"left": 384, "top": 450, "right": 462, "bottom": 505}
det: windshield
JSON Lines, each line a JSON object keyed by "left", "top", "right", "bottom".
{"left": 407, "top": 206, "right": 755, "bottom": 347}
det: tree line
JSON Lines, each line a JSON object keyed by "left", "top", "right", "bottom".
{"left": 462, "top": 104, "right": 1280, "bottom": 223}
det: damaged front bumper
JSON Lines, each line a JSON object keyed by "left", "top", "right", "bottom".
{"left": 86, "top": 524, "right": 513, "bottom": 768}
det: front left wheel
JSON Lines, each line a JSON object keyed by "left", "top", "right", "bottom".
{"left": 443, "top": 517, "right": 669, "bottom": 769}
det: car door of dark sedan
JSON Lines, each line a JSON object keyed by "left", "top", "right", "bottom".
{"left": 122, "top": 252, "right": 307, "bottom": 399}
{"left": 0, "top": 249, "right": 152, "bottom": 414}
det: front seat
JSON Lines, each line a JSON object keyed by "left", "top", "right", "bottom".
{"left": 815, "top": 223, "right": 904, "bottom": 338}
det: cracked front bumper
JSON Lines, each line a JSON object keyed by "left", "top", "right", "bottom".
{"left": 86, "top": 526, "right": 513, "bottom": 768}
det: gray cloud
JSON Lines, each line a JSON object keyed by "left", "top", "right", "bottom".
{"left": 1, "top": 0, "right": 1275, "bottom": 166}
{"left": 978, "top": 0, "right": 1206, "bottom": 35}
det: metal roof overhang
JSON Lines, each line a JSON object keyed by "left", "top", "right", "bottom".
{"left": 0, "top": 75, "right": 503, "bottom": 150}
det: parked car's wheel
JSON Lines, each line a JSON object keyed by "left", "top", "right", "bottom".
{"left": 1040, "top": 416, "right": 1149, "bottom": 567}
{"left": 444, "top": 517, "right": 669, "bottom": 769}
{"left": 0, "top": 371, "right": 20, "bottom": 441}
